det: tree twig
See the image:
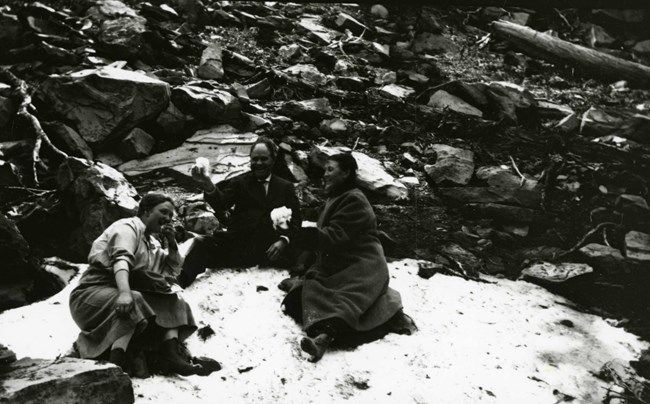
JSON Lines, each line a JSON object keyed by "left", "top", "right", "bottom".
{"left": 0, "top": 68, "right": 68, "bottom": 186}
{"left": 556, "top": 222, "right": 619, "bottom": 259}
{"left": 509, "top": 154, "right": 526, "bottom": 187}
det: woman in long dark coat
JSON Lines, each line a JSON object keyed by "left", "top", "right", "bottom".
{"left": 69, "top": 193, "right": 203, "bottom": 376}
{"left": 282, "top": 153, "right": 415, "bottom": 362}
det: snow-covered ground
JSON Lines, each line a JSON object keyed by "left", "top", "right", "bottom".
{"left": 0, "top": 259, "right": 646, "bottom": 403}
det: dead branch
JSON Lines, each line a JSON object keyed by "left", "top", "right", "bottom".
{"left": 0, "top": 68, "right": 68, "bottom": 186}
{"left": 556, "top": 222, "right": 619, "bottom": 259}
{"left": 492, "top": 20, "right": 650, "bottom": 87}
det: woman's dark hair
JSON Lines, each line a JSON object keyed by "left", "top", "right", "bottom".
{"left": 328, "top": 152, "right": 358, "bottom": 188}
{"left": 137, "top": 192, "right": 175, "bottom": 216}
{"left": 250, "top": 136, "right": 277, "bottom": 160}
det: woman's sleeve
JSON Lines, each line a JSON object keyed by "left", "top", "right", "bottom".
{"left": 318, "top": 193, "right": 372, "bottom": 251}
{"left": 105, "top": 223, "right": 139, "bottom": 271}
{"left": 161, "top": 247, "right": 183, "bottom": 276}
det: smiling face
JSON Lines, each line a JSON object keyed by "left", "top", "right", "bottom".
{"left": 324, "top": 159, "right": 350, "bottom": 194}
{"left": 250, "top": 143, "right": 274, "bottom": 180}
{"left": 141, "top": 201, "right": 175, "bottom": 233}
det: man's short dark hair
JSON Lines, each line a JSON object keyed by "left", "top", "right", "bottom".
{"left": 250, "top": 136, "right": 277, "bottom": 160}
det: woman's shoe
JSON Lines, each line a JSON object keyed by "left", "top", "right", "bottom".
{"left": 300, "top": 333, "right": 332, "bottom": 363}
{"left": 108, "top": 348, "right": 127, "bottom": 370}
{"left": 161, "top": 338, "right": 203, "bottom": 376}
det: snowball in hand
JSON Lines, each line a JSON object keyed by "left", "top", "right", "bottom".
{"left": 194, "top": 157, "right": 210, "bottom": 176}
{"left": 270, "top": 206, "right": 292, "bottom": 231}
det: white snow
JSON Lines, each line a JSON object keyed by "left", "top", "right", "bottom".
{"left": 0, "top": 259, "right": 646, "bottom": 403}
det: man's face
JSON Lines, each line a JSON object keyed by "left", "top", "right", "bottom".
{"left": 250, "top": 144, "right": 274, "bottom": 180}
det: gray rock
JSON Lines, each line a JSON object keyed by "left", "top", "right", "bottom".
{"left": 487, "top": 81, "right": 538, "bottom": 124}
{"left": 98, "top": 15, "right": 147, "bottom": 59}
{"left": 0, "top": 357, "right": 133, "bottom": 404}
{"left": 95, "top": 152, "right": 124, "bottom": 167}
{"left": 118, "top": 126, "right": 257, "bottom": 184}
{"left": 245, "top": 79, "right": 272, "bottom": 100}
{"left": 118, "top": 128, "right": 155, "bottom": 160}
{"left": 625, "top": 231, "right": 650, "bottom": 262}
{"left": 411, "top": 33, "right": 458, "bottom": 54}
{"left": 417, "top": 8, "right": 443, "bottom": 33}
{"left": 310, "top": 146, "right": 408, "bottom": 201}
{"left": 171, "top": 85, "right": 241, "bottom": 123}
{"left": 86, "top": 0, "right": 139, "bottom": 21}
{"left": 43, "top": 122, "right": 93, "bottom": 161}
{"left": 279, "top": 44, "right": 301, "bottom": 60}
{"left": 579, "top": 243, "right": 627, "bottom": 274}
{"left": 319, "top": 118, "right": 348, "bottom": 136}
{"left": 521, "top": 262, "right": 593, "bottom": 283}
{"left": 284, "top": 64, "right": 328, "bottom": 87}
{"left": 633, "top": 39, "right": 650, "bottom": 55}
{"left": 336, "top": 77, "right": 367, "bottom": 92}
{"left": 535, "top": 100, "right": 574, "bottom": 119}
{"left": 298, "top": 17, "right": 334, "bottom": 45}
{"left": 57, "top": 157, "right": 138, "bottom": 260}
{"left": 585, "top": 24, "right": 616, "bottom": 48}
{"left": 424, "top": 144, "right": 475, "bottom": 186}
{"left": 370, "top": 4, "right": 389, "bottom": 19}
{"left": 439, "top": 243, "right": 482, "bottom": 276}
{"left": 198, "top": 42, "right": 224, "bottom": 80}
{"left": 428, "top": 90, "right": 483, "bottom": 117}
{"left": 39, "top": 67, "right": 170, "bottom": 150}
{"left": 156, "top": 101, "right": 191, "bottom": 139}
{"left": 379, "top": 84, "right": 415, "bottom": 101}
{"left": 278, "top": 98, "right": 332, "bottom": 125}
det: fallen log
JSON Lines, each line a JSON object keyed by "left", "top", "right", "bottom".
{"left": 492, "top": 20, "right": 650, "bottom": 88}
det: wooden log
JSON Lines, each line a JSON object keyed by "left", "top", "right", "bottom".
{"left": 492, "top": 20, "right": 650, "bottom": 88}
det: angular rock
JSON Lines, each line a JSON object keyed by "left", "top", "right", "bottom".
{"left": 439, "top": 243, "right": 481, "bottom": 276}
{"left": 119, "top": 126, "right": 257, "bottom": 184}
{"left": 411, "top": 33, "right": 458, "bottom": 54}
{"left": 487, "top": 81, "right": 538, "bottom": 124}
{"left": 57, "top": 157, "right": 139, "bottom": 260}
{"left": 310, "top": 146, "right": 408, "bottom": 201}
{"left": 279, "top": 44, "right": 301, "bottom": 60}
{"left": 379, "top": 84, "right": 415, "bottom": 101}
{"left": 372, "top": 42, "right": 390, "bottom": 58}
{"left": 0, "top": 95, "right": 16, "bottom": 127}
{"left": 440, "top": 81, "right": 490, "bottom": 110}
{"left": 633, "top": 39, "right": 650, "bottom": 55}
{"left": 42, "top": 122, "right": 93, "bottom": 162}
{"left": 278, "top": 98, "right": 332, "bottom": 125}
{"left": 625, "top": 231, "right": 650, "bottom": 262}
{"left": 335, "top": 13, "right": 369, "bottom": 37}
{"left": 579, "top": 243, "right": 627, "bottom": 274}
{"left": 98, "top": 15, "right": 147, "bottom": 59}
{"left": 502, "top": 12, "right": 531, "bottom": 26}
{"left": 476, "top": 166, "right": 541, "bottom": 208}
{"left": 223, "top": 51, "right": 257, "bottom": 78}
{"left": 171, "top": 85, "right": 241, "bottom": 124}
{"left": 319, "top": 118, "right": 348, "bottom": 136}
{"left": 424, "top": 145, "right": 475, "bottom": 186}
{"left": 39, "top": 67, "right": 170, "bottom": 150}
{"left": 86, "top": 0, "right": 139, "bottom": 21}
{"left": 95, "top": 152, "right": 124, "bottom": 167}
{"left": 155, "top": 101, "right": 191, "bottom": 139}
{"left": 428, "top": 90, "right": 483, "bottom": 117}
{"left": 0, "top": 343, "right": 16, "bottom": 365}
{"left": 118, "top": 128, "right": 155, "bottom": 160}
{"left": 198, "top": 42, "right": 224, "bottom": 80}
{"left": 0, "top": 357, "right": 133, "bottom": 404}
{"left": 245, "top": 79, "right": 272, "bottom": 99}
{"left": 284, "top": 64, "right": 328, "bottom": 87}
{"left": 616, "top": 194, "right": 650, "bottom": 225}
{"left": 298, "top": 17, "right": 334, "bottom": 45}
{"left": 521, "top": 262, "right": 593, "bottom": 283}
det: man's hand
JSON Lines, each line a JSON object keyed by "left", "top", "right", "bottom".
{"left": 266, "top": 239, "right": 288, "bottom": 262}
{"left": 115, "top": 291, "right": 134, "bottom": 317}
{"left": 191, "top": 164, "right": 215, "bottom": 193}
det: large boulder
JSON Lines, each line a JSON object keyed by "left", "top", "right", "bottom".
{"left": 171, "top": 85, "right": 241, "bottom": 123}
{"left": 97, "top": 16, "right": 147, "bottom": 60}
{"left": 428, "top": 90, "right": 483, "bottom": 117}
{"left": 42, "top": 122, "right": 94, "bottom": 161}
{"left": 0, "top": 357, "right": 133, "bottom": 404}
{"left": 118, "top": 126, "right": 257, "bottom": 184}
{"left": 424, "top": 145, "right": 475, "bottom": 186}
{"left": 57, "top": 157, "right": 139, "bottom": 261}
{"left": 39, "top": 67, "right": 170, "bottom": 150}
{"left": 310, "top": 146, "right": 408, "bottom": 201}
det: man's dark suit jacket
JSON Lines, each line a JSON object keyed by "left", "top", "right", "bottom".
{"left": 204, "top": 171, "right": 302, "bottom": 265}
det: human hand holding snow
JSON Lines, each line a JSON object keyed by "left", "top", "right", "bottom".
{"left": 191, "top": 157, "right": 215, "bottom": 193}
{"left": 271, "top": 206, "right": 292, "bottom": 231}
